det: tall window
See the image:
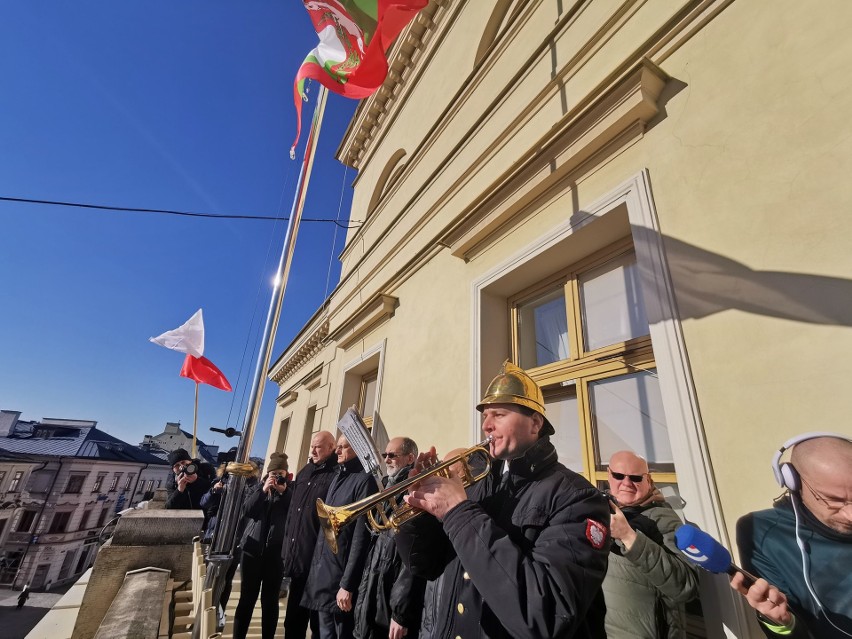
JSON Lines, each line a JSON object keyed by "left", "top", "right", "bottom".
{"left": 124, "top": 474, "right": 134, "bottom": 491}
{"left": 108, "top": 473, "right": 121, "bottom": 492}
{"left": 0, "top": 470, "right": 6, "bottom": 489}
{"left": 510, "top": 241, "right": 676, "bottom": 488}
{"left": 359, "top": 372, "right": 378, "bottom": 428}
{"left": 48, "top": 511, "right": 72, "bottom": 534}
{"left": 92, "top": 473, "right": 106, "bottom": 493}
{"left": 79, "top": 509, "right": 93, "bottom": 530}
{"left": 8, "top": 471, "right": 23, "bottom": 492}
{"left": 16, "top": 510, "right": 37, "bottom": 532}
{"left": 64, "top": 475, "right": 86, "bottom": 494}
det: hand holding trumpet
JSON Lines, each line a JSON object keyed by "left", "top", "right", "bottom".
{"left": 404, "top": 446, "right": 469, "bottom": 521}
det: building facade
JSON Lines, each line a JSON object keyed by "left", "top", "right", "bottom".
{"left": 0, "top": 411, "right": 170, "bottom": 589}
{"left": 265, "top": 1, "right": 852, "bottom": 636}
{"left": 140, "top": 421, "right": 220, "bottom": 464}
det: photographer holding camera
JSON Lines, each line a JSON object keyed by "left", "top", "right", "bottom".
{"left": 232, "top": 451, "right": 292, "bottom": 639}
{"left": 165, "top": 448, "right": 211, "bottom": 512}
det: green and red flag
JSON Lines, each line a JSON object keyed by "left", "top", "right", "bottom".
{"left": 292, "top": 0, "right": 428, "bottom": 153}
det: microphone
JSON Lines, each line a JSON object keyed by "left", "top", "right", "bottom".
{"left": 675, "top": 524, "right": 757, "bottom": 586}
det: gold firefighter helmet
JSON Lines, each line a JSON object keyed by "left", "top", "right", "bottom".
{"left": 476, "top": 360, "right": 555, "bottom": 436}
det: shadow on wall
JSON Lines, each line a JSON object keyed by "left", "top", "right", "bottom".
{"left": 632, "top": 224, "right": 852, "bottom": 326}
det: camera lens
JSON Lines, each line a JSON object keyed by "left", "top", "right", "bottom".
{"left": 183, "top": 463, "right": 198, "bottom": 476}
{"left": 276, "top": 475, "right": 288, "bottom": 486}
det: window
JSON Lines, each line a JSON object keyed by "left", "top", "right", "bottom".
{"left": 510, "top": 241, "right": 676, "bottom": 488}
{"left": 96, "top": 507, "right": 110, "bottom": 528}
{"left": 48, "top": 511, "right": 72, "bottom": 533}
{"left": 108, "top": 473, "right": 121, "bottom": 492}
{"left": 359, "top": 372, "right": 378, "bottom": 427}
{"left": 0, "top": 470, "right": 6, "bottom": 489}
{"left": 145, "top": 479, "right": 154, "bottom": 493}
{"left": 79, "top": 509, "right": 93, "bottom": 530}
{"left": 16, "top": 510, "right": 37, "bottom": 532}
{"left": 123, "top": 474, "right": 134, "bottom": 491}
{"left": 92, "top": 473, "right": 106, "bottom": 493}
{"left": 8, "top": 471, "right": 23, "bottom": 492}
{"left": 64, "top": 475, "right": 87, "bottom": 494}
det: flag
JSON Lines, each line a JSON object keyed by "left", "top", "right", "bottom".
{"left": 292, "top": 0, "right": 428, "bottom": 151}
{"left": 180, "top": 354, "right": 233, "bottom": 392}
{"left": 149, "top": 309, "right": 205, "bottom": 358}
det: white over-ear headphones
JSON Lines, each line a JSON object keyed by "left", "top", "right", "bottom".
{"left": 771, "top": 431, "right": 850, "bottom": 492}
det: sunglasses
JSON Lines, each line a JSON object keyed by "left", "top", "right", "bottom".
{"left": 381, "top": 452, "right": 400, "bottom": 459}
{"left": 609, "top": 470, "right": 646, "bottom": 483}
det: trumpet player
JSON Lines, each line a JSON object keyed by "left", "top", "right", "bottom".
{"left": 398, "top": 361, "right": 611, "bottom": 639}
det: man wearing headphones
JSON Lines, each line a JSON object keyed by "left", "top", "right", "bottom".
{"left": 732, "top": 434, "right": 852, "bottom": 638}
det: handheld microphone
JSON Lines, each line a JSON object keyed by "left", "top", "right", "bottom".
{"left": 675, "top": 524, "right": 757, "bottom": 587}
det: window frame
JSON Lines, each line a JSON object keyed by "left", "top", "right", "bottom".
{"left": 64, "top": 474, "right": 87, "bottom": 494}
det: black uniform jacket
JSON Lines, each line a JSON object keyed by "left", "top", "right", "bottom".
{"left": 354, "top": 465, "right": 427, "bottom": 638}
{"left": 165, "top": 474, "right": 212, "bottom": 511}
{"left": 302, "top": 456, "right": 379, "bottom": 612}
{"left": 396, "top": 437, "right": 611, "bottom": 639}
{"left": 281, "top": 454, "right": 338, "bottom": 579}
{"left": 239, "top": 478, "right": 292, "bottom": 557}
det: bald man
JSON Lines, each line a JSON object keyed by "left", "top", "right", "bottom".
{"left": 733, "top": 435, "right": 852, "bottom": 638}
{"left": 603, "top": 451, "right": 698, "bottom": 638}
{"left": 281, "top": 431, "right": 338, "bottom": 639}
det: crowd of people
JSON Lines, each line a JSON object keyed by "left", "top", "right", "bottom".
{"left": 163, "top": 361, "right": 851, "bottom": 639}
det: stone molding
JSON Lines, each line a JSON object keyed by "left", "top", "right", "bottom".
{"left": 269, "top": 318, "right": 330, "bottom": 385}
{"left": 328, "top": 293, "right": 398, "bottom": 351}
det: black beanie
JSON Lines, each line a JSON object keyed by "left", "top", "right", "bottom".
{"left": 267, "top": 452, "right": 288, "bottom": 473}
{"left": 168, "top": 448, "right": 192, "bottom": 466}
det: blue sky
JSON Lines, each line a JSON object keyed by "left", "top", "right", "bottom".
{"left": 0, "top": 2, "right": 358, "bottom": 456}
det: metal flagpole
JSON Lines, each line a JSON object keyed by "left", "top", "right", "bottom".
{"left": 192, "top": 382, "right": 199, "bottom": 458}
{"left": 199, "top": 83, "right": 330, "bottom": 630}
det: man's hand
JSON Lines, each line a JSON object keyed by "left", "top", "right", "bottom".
{"left": 263, "top": 475, "right": 287, "bottom": 495}
{"left": 176, "top": 473, "right": 193, "bottom": 493}
{"left": 404, "top": 475, "right": 467, "bottom": 520}
{"left": 336, "top": 588, "right": 352, "bottom": 612}
{"left": 412, "top": 447, "right": 438, "bottom": 476}
{"left": 730, "top": 572, "right": 793, "bottom": 627}
{"left": 609, "top": 503, "right": 637, "bottom": 550}
{"left": 389, "top": 619, "right": 408, "bottom": 639}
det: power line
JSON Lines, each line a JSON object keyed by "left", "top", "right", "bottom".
{"left": 0, "top": 195, "right": 362, "bottom": 228}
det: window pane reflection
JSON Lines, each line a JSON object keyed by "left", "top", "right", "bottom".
{"left": 544, "top": 385, "right": 583, "bottom": 473}
{"left": 518, "top": 288, "right": 569, "bottom": 369}
{"left": 580, "top": 255, "right": 649, "bottom": 351}
{"left": 590, "top": 371, "right": 673, "bottom": 471}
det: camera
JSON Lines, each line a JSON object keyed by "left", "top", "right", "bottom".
{"left": 275, "top": 474, "right": 288, "bottom": 486}
{"left": 179, "top": 462, "right": 198, "bottom": 478}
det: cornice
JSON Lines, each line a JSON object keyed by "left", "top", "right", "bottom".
{"left": 337, "top": 0, "right": 451, "bottom": 170}
{"left": 328, "top": 293, "right": 398, "bottom": 351}
{"left": 269, "top": 318, "right": 330, "bottom": 385}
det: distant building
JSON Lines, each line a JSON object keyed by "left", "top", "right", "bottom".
{"left": 0, "top": 410, "right": 170, "bottom": 589}
{"left": 140, "top": 421, "right": 219, "bottom": 464}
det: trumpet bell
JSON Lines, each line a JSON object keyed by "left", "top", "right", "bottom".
{"left": 317, "top": 498, "right": 339, "bottom": 555}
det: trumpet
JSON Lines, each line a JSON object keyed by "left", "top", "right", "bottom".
{"left": 316, "top": 437, "right": 492, "bottom": 554}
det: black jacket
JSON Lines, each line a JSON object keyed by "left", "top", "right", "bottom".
{"left": 165, "top": 473, "right": 211, "bottom": 514}
{"left": 281, "top": 454, "right": 339, "bottom": 579}
{"left": 354, "top": 466, "right": 427, "bottom": 638}
{"left": 239, "top": 477, "right": 292, "bottom": 557}
{"left": 396, "top": 437, "right": 611, "bottom": 639}
{"left": 302, "top": 456, "right": 379, "bottom": 612}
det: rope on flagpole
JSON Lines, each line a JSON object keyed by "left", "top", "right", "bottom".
{"left": 192, "top": 382, "right": 199, "bottom": 459}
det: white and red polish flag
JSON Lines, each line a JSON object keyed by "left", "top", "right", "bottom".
{"left": 149, "top": 309, "right": 232, "bottom": 391}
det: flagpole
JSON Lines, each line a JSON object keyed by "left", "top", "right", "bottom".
{"left": 200, "top": 84, "right": 330, "bottom": 624}
{"left": 192, "top": 382, "right": 199, "bottom": 458}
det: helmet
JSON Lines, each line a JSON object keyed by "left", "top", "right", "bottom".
{"left": 476, "top": 360, "right": 554, "bottom": 436}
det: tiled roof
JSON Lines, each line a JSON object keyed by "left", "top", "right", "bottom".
{"left": 0, "top": 422, "right": 168, "bottom": 464}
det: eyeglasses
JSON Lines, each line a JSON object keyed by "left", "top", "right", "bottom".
{"left": 381, "top": 452, "right": 400, "bottom": 459}
{"left": 609, "top": 470, "right": 646, "bottom": 483}
{"left": 801, "top": 476, "right": 852, "bottom": 510}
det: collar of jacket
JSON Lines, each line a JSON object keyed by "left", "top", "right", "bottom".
{"left": 502, "top": 436, "right": 558, "bottom": 481}
{"left": 310, "top": 455, "right": 338, "bottom": 471}
{"left": 338, "top": 456, "right": 365, "bottom": 474}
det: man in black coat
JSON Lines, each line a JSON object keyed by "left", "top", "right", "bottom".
{"left": 398, "top": 361, "right": 611, "bottom": 639}
{"left": 354, "top": 437, "right": 426, "bottom": 639}
{"left": 164, "top": 448, "right": 211, "bottom": 516}
{"left": 303, "top": 434, "right": 379, "bottom": 639}
{"left": 281, "top": 430, "right": 338, "bottom": 639}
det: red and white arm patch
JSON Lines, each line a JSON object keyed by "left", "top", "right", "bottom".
{"left": 585, "top": 518, "right": 608, "bottom": 549}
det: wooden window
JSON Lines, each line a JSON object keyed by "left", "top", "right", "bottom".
{"left": 108, "top": 473, "right": 121, "bottom": 492}
{"left": 48, "top": 511, "right": 72, "bottom": 534}
{"left": 358, "top": 372, "right": 378, "bottom": 428}
{"left": 124, "top": 474, "right": 134, "bottom": 491}
{"left": 511, "top": 240, "right": 676, "bottom": 488}
{"left": 8, "top": 471, "right": 23, "bottom": 492}
{"left": 64, "top": 475, "right": 86, "bottom": 494}
{"left": 92, "top": 473, "right": 106, "bottom": 493}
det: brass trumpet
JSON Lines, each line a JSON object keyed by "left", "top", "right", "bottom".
{"left": 316, "top": 437, "right": 492, "bottom": 554}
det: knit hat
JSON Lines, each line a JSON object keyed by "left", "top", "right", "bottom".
{"left": 267, "top": 452, "right": 289, "bottom": 473}
{"left": 168, "top": 448, "right": 192, "bottom": 466}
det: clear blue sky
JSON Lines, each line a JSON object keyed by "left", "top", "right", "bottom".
{"left": 0, "top": 2, "right": 358, "bottom": 456}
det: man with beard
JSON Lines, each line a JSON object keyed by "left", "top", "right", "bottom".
{"left": 602, "top": 450, "right": 698, "bottom": 638}
{"left": 281, "top": 431, "right": 338, "bottom": 639}
{"left": 733, "top": 434, "right": 852, "bottom": 638}
{"left": 354, "top": 437, "right": 426, "bottom": 639}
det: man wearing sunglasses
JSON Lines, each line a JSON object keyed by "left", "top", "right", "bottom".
{"left": 602, "top": 450, "right": 699, "bottom": 638}
{"left": 354, "top": 437, "right": 426, "bottom": 639}
{"left": 734, "top": 435, "right": 852, "bottom": 638}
